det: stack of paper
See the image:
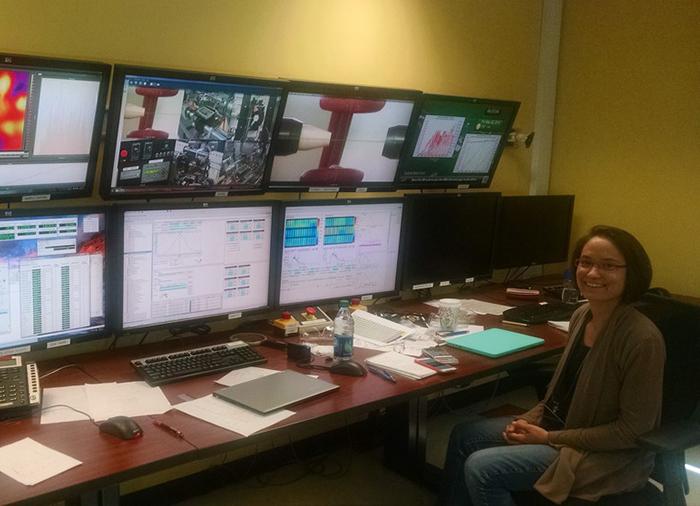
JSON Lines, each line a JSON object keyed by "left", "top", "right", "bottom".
{"left": 547, "top": 320, "right": 570, "bottom": 332}
{"left": 365, "top": 351, "right": 436, "bottom": 379}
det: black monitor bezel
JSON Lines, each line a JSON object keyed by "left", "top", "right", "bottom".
{"left": 492, "top": 194, "right": 575, "bottom": 269}
{"left": 266, "top": 80, "right": 422, "bottom": 193}
{"left": 274, "top": 197, "right": 406, "bottom": 309}
{"left": 400, "top": 192, "right": 501, "bottom": 290}
{"left": 111, "top": 200, "right": 279, "bottom": 334}
{"left": 0, "top": 205, "right": 112, "bottom": 354}
{"left": 396, "top": 94, "right": 520, "bottom": 190}
{"left": 100, "top": 65, "right": 288, "bottom": 200}
{"left": 0, "top": 53, "right": 110, "bottom": 202}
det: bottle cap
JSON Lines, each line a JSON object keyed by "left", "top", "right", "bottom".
{"left": 339, "top": 299, "right": 349, "bottom": 308}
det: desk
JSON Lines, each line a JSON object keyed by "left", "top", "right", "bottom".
{"left": 0, "top": 284, "right": 568, "bottom": 505}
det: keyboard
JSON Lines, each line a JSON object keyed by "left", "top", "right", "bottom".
{"left": 352, "top": 310, "right": 414, "bottom": 344}
{"left": 131, "top": 341, "right": 266, "bottom": 386}
{"left": 502, "top": 301, "right": 583, "bottom": 325}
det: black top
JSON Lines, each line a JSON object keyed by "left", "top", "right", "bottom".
{"left": 541, "top": 335, "right": 590, "bottom": 431}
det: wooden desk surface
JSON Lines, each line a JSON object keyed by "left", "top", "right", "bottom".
{"left": 0, "top": 287, "right": 568, "bottom": 505}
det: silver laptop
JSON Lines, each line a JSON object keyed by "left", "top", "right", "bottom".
{"left": 213, "top": 369, "right": 339, "bottom": 414}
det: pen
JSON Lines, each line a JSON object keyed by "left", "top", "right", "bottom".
{"left": 153, "top": 419, "right": 184, "bottom": 439}
{"left": 502, "top": 320, "right": 528, "bottom": 327}
{"left": 367, "top": 365, "right": 397, "bottom": 383}
{"left": 438, "top": 330, "right": 471, "bottom": 338}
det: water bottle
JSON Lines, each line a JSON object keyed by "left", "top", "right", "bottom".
{"left": 561, "top": 270, "right": 579, "bottom": 305}
{"left": 333, "top": 300, "right": 354, "bottom": 360}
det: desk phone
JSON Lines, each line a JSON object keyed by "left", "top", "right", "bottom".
{"left": 0, "top": 356, "right": 41, "bottom": 420}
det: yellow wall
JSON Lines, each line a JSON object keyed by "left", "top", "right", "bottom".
{"left": 1, "top": 0, "right": 541, "bottom": 196}
{"left": 552, "top": 0, "right": 700, "bottom": 296}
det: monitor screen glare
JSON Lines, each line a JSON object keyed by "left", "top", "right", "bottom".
{"left": 398, "top": 95, "right": 519, "bottom": 188}
{"left": 279, "top": 201, "right": 403, "bottom": 306}
{"left": 0, "top": 55, "right": 107, "bottom": 199}
{"left": 121, "top": 205, "right": 273, "bottom": 330}
{"left": 104, "top": 69, "right": 284, "bottom": 197}
{"left": 270, "top": 89, "right": 417, "bottom": 189}
{"left": 0, "top": 210, "right": 107, "bottom": 352}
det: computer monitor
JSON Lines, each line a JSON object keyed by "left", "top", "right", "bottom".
{"left": 396, "top": 94, "right": 519, "bottom": 189}
{"left": 268, "top": 81, "right": 420, "bottom": 191}
{"left": 0, "top": 207, "right": 109, "bottom": 354}
{"left": 492, "top": 195, "right": 575, "bottom": 269}
{"left": 114, "top": 202, "right": 276, "bottom": 332}
{"left": 401, "top": 193, "right": 500, "bottom": 290}
{"left": 0, "top": 53, "right": 109, "bottom": 201}
{"left": 101, "top": 65, "right": 286, "bottom": 199}
{"left": 277, "top": 199, "right": 404, "bottom": 307}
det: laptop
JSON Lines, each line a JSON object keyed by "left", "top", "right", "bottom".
{"left": 445, "top": 328, "right": 544, "bottom": 358}
{"left": 213, "top": 370, "right": 339, "bottom": 414}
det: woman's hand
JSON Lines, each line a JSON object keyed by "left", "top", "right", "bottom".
{"left": 502, "top": 419, "right": 549, "bottom": 445}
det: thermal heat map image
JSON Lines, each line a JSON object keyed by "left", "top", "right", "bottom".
{"left": 0, "top": 70, "right": 29, "bottom": 151}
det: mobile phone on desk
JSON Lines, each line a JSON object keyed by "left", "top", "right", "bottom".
{"left": 415, "top": 357, "right": 456, "bottom": 373}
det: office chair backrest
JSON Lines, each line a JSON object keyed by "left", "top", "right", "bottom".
{"left": 635, "top": 292, "right": 700, "bottom": 424}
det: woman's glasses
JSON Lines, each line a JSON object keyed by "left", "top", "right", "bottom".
{"left": 575, "top": 258, "right": 626, "bottom": 272}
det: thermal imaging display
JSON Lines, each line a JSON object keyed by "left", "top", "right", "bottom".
{"left": 269, "top": 82, "right": 420, "bottom": 191}
{"left": 102, "top": 66, "right": 285, "bottom": 198}
{"left": 0, "top": 209, "right": 108, "bottom": 353}
{"left": 0, "top": 54, "right": 109, "bottom": 200}
{"left": 397, "top": 94, "right": 519, "bottom": 189}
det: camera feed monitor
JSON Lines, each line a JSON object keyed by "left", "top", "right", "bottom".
{"left": 0, "top": 208, "right": 108, "bottom": 353}
{"left": 119, "top": 203, "right": 274, "bottom": 331}
{"left": 0, "top": 53, "right": 109, "bottom": 200}
{"left": 278, "top": 199, "right": 403, "bottom": 306}
{"left": 269, "top": 82, "right": 419, "bottom": 191}
{"left": 492, "top": 195, "right": 575, "bottom": 269}
{"left": 397, "top": 95, "right": 519, "bottom": 188}
{"left": 102, "top": 66, "right": 285, "bottom": 198}
{"left": 401, "top": 193, "right": 500, "bottom": 290}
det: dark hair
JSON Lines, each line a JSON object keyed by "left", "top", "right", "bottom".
{"left": 570, "top": 225, "right": 652, "bottom": 303}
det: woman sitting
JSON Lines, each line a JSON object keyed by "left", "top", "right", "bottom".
{"left": 438, "top": 225, "right": 666, "bottom": 505}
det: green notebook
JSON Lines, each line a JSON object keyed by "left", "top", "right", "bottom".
{"left": 445, "top": 328, "right": 544, "bottom": 358}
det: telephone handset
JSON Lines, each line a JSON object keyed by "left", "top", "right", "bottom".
{"left": 0, "top": 355, "right": 41, "bottom": 420}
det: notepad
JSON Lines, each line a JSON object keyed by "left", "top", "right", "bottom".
{"left": 365, "top": 351, "right": 437, "bottom": 379}
{"left": 445, "top": 328, "right": 544, "bottom": 358}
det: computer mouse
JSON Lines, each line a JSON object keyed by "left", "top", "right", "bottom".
{"left": 329, "top": 359, "right": 367, "bottom": 377}
{"left": 99, "top": 416, "right": 143, "bottom": 440}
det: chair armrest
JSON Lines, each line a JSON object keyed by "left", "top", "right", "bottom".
{"left": 638, "top": 420, "right": 700, "bottom": 453}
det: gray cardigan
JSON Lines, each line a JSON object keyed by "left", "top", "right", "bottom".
{"left": 518, "top": 303, "right": 665, "bottom": 503}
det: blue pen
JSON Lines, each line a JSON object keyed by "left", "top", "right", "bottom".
{"left": 367, "top": 365, "right": 397, "bottom": 383}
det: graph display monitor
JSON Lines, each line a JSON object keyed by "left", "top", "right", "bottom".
{"left": 0, "top": 53, "right": 109, "bottom": 201}
{"left": 277, "top": 199, "right": 404, "bottom": 307}
{"left": 397, "top": 94, "right": 519, "bottom": 189}
{"left": 269, "top": 81, "right": 420, "bottom": 191}
{"left": 116, "top": 202, "right": 276, "bottom": 331}
{"left": 492, "top": 195, "right": 575, "bottom": 269}
{"left": 0, "top": 208, "right": 108, "bottom": 354}
{"left": 401, "top": 193, "right": 500, "bottom": 290}
{"left": 101, "top": 65, "right": 286, "bottom": 199}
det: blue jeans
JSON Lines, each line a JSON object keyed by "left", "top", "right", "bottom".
{"left": 437, "top": 416, "right": 558, "bottom": 506}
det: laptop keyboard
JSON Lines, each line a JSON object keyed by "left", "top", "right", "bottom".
{"left": 131, "top": 341, "right": 266, "bottom": 386}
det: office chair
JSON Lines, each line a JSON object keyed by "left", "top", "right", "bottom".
{"left": 513, "top": 292, "right": 700, "bottom": 506}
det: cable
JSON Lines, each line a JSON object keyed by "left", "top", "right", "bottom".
{"left": 39, "top": 364, "right": 100, "bottom": 382}
{"left": 41, "top": 404, "right": 99, "bottom": 427}
{"left": 138, "top": 331, "right": 150, "bottom": 346}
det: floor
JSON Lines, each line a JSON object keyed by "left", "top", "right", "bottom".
{"left": 168, "top": 385, "right": 700, "bottom": 506}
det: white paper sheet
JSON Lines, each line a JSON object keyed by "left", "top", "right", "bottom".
{"left": 215, "top": 367, "right": 281, "bottom": 387}
{"left": 174, "top": 394, "right": 294, "bottom": 437}
{"left": 0, "top": 438, "right": 82, "bottom": 486}
{"left": 86, "top": 381, "right": 172, "bottom": 421}
{"left": 41, "top": 385, "right": 92, "bottom": 424}
{"left": 426, "top": 298, "right": 513, "bottom": 316}
{"left": 548, "top": 320, "right": 570, "bottom": 332}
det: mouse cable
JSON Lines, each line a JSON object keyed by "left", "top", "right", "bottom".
{"left": 39, "top": 364, "right": 100, "bottom": 382}
{"left": 40, "top": 404, "right": 99, "bottom": 427}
